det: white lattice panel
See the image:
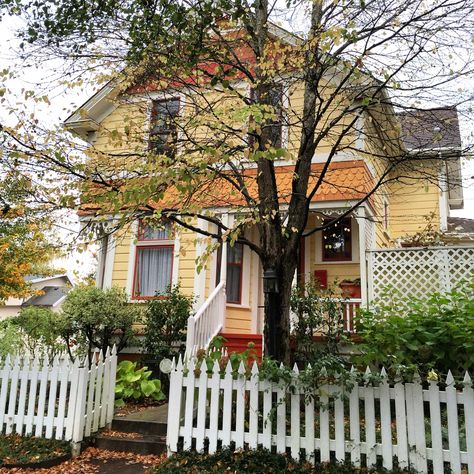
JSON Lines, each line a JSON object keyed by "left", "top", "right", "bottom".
{"left": 368, "top": 246, "right": 474, "bottom": 301}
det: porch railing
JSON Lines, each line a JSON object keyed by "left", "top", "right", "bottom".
{"left": 185, "top": 281, "right": 226, "bottom": 356}
{"left": 342, "top": 298, "right": 361, "bottom": 332}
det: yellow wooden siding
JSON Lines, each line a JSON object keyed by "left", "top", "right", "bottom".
{"left": 111, "top": 228, "right": 133, "bottom": 289}
{"left": 388, "top": 173, "right": 440, "bottom": 240}
{"left": 178, "top": 228, "right": 196, "bottom": 297}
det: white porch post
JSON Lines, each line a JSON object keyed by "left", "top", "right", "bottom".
{"left": 355, "top": 207, "right": 368, "bottom": 307}
{"left": 193, "top": 218, "right": 208, "bottom": 310}
{"left": 219, "top": 213, "right": 230, "bottom": 284}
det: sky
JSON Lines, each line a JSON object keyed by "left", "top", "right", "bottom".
{"left": 0, "top": 14, "right": 473, "bottom": 280}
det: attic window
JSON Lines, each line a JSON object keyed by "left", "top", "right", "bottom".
{"left": 248, "top": 87, "right": 284, "bottom": 149}
{"left": 149, "top": 98, "right": 180, "bottom": 157}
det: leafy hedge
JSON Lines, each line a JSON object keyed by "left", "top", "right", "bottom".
{"left": 355, "top": 281, "right": 474, "bottom": 378}
{"left": 151, "top": 449, "right": 411, "bottom": 473}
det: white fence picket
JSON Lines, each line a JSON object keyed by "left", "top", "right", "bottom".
{"left": 24, "top": 357, "right": 39, "bottom": 437}
{"left": 319, "top": 382, "right": 330, "bottom": 462}
{"left": 196, "top": 360, "right": 208, "bottom": 452}
{"left": 55, "top": 358, "right": 70, "bottom": 440}
{"left": 235, "top": 362, "right": 246, "bottom": 450}
{"left": 45, "top": 355, "right": 60, "bottom": 439}
{"left": 182, "top": 358, "right": 196, "bottom": 450}
{"left": 446, "top": 371, "right": 461, "bottom": 474}
{"left": 249, "top": 363, "right": 259, "bottom": 450}
{"left": 208, "top": 361, "right": 221, "bottom": 455}
{"left": 6, "top": 357, "right": 20, "bottom": 435}
{"left": 349, "top": 372, "right": 361, "bottom": 467}
{"left": 428, "top": 380, "right": 444, "bottom": 474}
{"left": 262, "top": 379, "right": 272, "bottom": 450}
{"left": 16, "top": 357, "right": 29, "bottom": 436}
{"left": 35, "top": 356, "right": 50, "bottom": 437}
{"left": 394, "top": 381, "right": 409, "bottom": 469}
{"left": 413, "top": 373, "right": 427, "bottom": 472}
{"left": 364, "top": 368, "right": 376, "bottom": 467}
{"left": 379, "top": 368, "right": 393, "bottom": 470}
{"left": 463, "top": 372, "right": 474, "bottom": 472}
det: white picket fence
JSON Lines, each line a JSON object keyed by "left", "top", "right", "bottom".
{"left": 167, "top": 357, "right": 474, "bottom": 474}
{"left": 0, "top": 345, "right": 117, "bottom": 451}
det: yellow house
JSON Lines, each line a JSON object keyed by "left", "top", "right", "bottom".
{"left": 64, "top": 28, "right": 468, "bottom": 354}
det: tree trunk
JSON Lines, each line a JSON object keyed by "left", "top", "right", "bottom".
{"left": 261, "top": 244, "right": 299, "bottom": 365}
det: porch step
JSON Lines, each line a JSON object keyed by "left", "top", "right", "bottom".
{"left": 95, "top": 404, "right": 168, "bottom": 455}
{"left": 111, "top": 417, "right": 167, "bottom": 436}
{"left": 95, "top": 432, "right": 166, "bottom": 455}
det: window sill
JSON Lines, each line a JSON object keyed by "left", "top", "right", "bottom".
{"left": 226, "top": 303, "right": 251, "bottom": 310}
{"left": 315, "top": 260, "right": 359, "bottom": 265}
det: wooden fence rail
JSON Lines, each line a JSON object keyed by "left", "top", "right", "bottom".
{"left": 0, "top": 346, "right": 117, "bottom": 452}
{"left": 167, "top": 357, "right": 474, "bottom": 474}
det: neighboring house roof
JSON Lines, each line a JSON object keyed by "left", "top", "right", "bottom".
{"left": 24, "top": 273, "right": 74, "bottom": 285}
{"left": 447, "top": 217, "right": 474, "bottom": 234}
{"left": 397, "top": 107, "right": 461, "bottom": 152}
{"left": 22, "top": 286, "right": 70, "bottom": 308}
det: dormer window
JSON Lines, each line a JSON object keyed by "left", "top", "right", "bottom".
{"left": 149, "top": 98, "right": 180, "bottom": 157}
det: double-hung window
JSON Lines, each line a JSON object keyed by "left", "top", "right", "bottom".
{"left": 322, "top": 218, "right": 352, "bottom": 261}
{"left": 226, "top": 243, "right": 243, "bottom": 304}
{"left": 149, "top": 98, "right": 180, "bottom": 157}
{"left": 248, "top": 87, "right": 284, "bottom": 149}
{"left": 133, "top": 222, "right": 174, "bottom": 299}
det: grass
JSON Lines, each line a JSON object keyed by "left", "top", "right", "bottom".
{"left": 151, "top": 449, "right": 413, "bottom": 473}
{"left": 0, "top": 434, "right": 70, "bottom": 466}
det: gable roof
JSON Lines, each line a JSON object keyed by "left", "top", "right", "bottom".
{"left": 397, "top": 107, "right": 461, "bottom": 152}
{"left": 22, "top": 286, "right": 70, "bottom": 308}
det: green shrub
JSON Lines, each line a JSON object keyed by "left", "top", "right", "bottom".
{"left": 355, "top": 281, "right": 474, "bottom": 379}
{"left": 60, "top": 286, "right": 141, "bottom": 360}
{"left": 15, "top": 306, "right": 67, "bottom": 359}
{"left": 143, "top": 285, "right": 193, "bottom": 362}
{"left": 115, "top": 360, "right": 165, "bottom": 407}
{"left": 290, "top": 280, "right": 351, "bottom": 370}
{"left": 0, "top": 319, "right": 23, "bottom": 357}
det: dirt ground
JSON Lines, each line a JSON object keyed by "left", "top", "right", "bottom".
{"left": 0, "top": 447, "right": 165, "bottom": 474}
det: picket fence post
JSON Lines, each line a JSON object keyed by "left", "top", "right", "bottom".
{"left": 71, "top": 359, "right": 89, "bottom": 456}
{"left": 463, "top": 372, "right": 474, "bottom": 472}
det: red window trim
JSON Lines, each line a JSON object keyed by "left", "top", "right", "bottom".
{"left": 321, "top": 218, "right": 352, "bottom": 262}
{"left": 132, "top": 243, "right": 174, "bottom": 300}
{"left": 226, "top": 244, "right": 244, "bottom": 305}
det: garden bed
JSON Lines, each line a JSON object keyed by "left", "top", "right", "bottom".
{"left": 0, "top": 435, "right": 71, "bottom": 468}
{"left": 151, "top": 449, "right": 412, "bottom": 473}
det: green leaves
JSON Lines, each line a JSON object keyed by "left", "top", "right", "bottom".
{"left": 115, "top": 360, "right": 165, "bottom": 406}
{"left": 355, "top": 281, "right": 474, "bottom": 379}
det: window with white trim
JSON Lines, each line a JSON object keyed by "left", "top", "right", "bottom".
{"left": 132, "top": 222, "right": 174, "bottom": 299}
{"left": 226, "top": 243, "right": 243, "bottom": 304}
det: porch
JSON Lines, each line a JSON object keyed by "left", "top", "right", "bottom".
{"left": 186, "top": 205, "right": 375, "bottom": 355}
{"left": 186, "top": 215, "right": 474, "bottom": 356}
